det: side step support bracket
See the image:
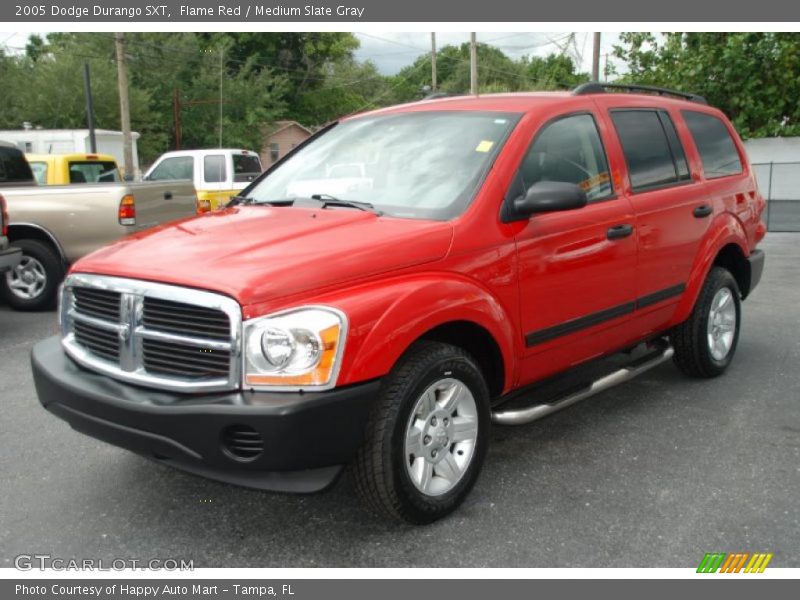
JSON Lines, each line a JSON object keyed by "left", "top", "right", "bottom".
{"left": 491, "top": 343, "right": 675, "bottom": 426}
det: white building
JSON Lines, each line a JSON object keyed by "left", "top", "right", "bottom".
{"left": 0, "top": 128, "right": 141, "bottom": 178}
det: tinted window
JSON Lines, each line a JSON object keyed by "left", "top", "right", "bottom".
{"left": 682, "top": 111, "right": 743, "bottom": 179}
{"left": 611, "top": 110, "right": 690, "bottom": 192}
{"left": 232, "top": 153, "right": 262, "bottom": 183}
{"left": 68, "top": 161, "right": 120, "bottom": 183}
{"left": 148, "top": 156, "right": 194, "bottom": 181}
{"left": 0, "top": 146, "right": 34, "bottom": 183}
{"left": 204, "top": 155, "right": 226, "bottom": 183}
{"left": 518, "top": 114, "right": 613, "bottom": 201}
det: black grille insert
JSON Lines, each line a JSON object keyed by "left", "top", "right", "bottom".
{"left": 142, "top": 297, "right": 230, "bottom": 340}
{"left": 73, "top": 287, "right": 121, "bottom": 321}
{"left": 73, "top": 321, "right": 120, "bottom": 362}
{"left": 142, "top": 338, "right": 230, "bottom": 379}
{"left": 221, "top": 425, "right": 264, "bottom": 461}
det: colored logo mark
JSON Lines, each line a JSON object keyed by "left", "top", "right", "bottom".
{"left": 697, "top": 552, "right": 773, "bottom": 573}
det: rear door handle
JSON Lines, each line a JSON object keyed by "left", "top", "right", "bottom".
{"left": 693, "top": 204, "right": 712, "bottom": 218}
{"left": 607, "top": 224, "right": 634, "bottom": 240}
{"left": 164, "top": 191, "right": 173, "bottom": 200}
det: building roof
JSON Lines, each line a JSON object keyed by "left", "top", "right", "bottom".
{"left": 264, "top": 120, "right": 313, "bottom": 137}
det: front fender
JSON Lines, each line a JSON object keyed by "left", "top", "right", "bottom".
{"left": 316, "top": 274, "right": 519, "bottom": 392}
{"left": 672, "top": 212, "right": 749, "bottom": 325}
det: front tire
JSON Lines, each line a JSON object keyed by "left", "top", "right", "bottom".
{"left": 351, "top": 341, "right": 491, "bottom": 524}
{"left": 671, "top": 267, "right": 741, "bottom": 378}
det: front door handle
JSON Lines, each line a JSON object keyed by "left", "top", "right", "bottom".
{"left": 164, "top": 191, "right": 173, "bottom": 200}
{"left": 693, "top": 204, "right": 712, "bottom": 218}
{"left": 607, "top": 223, "right": 634, "bottom": 240}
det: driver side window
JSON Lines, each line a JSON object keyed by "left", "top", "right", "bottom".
{"left": 519, "top": 113, "right": 613, "bottom": 202}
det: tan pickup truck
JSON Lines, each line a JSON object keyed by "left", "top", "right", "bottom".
{"left": 1, "top": 144, "right": 197, "bottom": 310}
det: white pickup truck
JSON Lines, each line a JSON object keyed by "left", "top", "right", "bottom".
{"left": 0, "top": 143, "right": 197, "bottom": 310}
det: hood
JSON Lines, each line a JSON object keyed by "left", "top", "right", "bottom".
{"left": 73, "top": 206, "right": 454, "bottom": 307}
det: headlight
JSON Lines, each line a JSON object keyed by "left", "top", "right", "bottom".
{"left": 243, "top": 306, "right": 347, "bottom": 390}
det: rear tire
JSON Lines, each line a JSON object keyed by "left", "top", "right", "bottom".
{"left": 671, "top": 267, "right": 741, "bottom": 378}
{"left": 0, "top": 239, "right": 64, "bottom": 311}
{"left": 351, "top": 341, "right": 491, "bottom": 524}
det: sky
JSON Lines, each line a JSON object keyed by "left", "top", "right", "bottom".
{"left": 353, "top": 31, "right": 624, "bottom": 76}
{"left": 1, "top": 31, "right": 625, "bottom": 77}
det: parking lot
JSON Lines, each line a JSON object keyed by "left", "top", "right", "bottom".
{"left": 1, "top": 233, "right": 798, "bottom": 568}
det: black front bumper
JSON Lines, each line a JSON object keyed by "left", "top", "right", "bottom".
{"left": 32, "top": 336, "right": 380, "bottom": 493}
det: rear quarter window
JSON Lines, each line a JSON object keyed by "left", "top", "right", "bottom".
{"left": 682, "top": 111, "right": 743, "bottom": 179}
{"left": 29, "top": 162, "right": 48, "bottom": 184}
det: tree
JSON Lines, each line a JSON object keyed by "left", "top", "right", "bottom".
{"left": 613, "top": 33, "right": 800, "bottom": 138}
{"left": 523, "top": 54, "right": 588, "bottom": 89}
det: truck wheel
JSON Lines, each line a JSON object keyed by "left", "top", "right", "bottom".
{"left": 351, "top": 341, "right": 491, "bottom": 524}
{"left": 1, "top": 239, "right": 64, "bottom": 311}
{"left": 671, "top": 267, "right": 741, "bottom": 378}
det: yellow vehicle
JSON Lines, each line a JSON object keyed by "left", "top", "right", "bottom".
{"left": 143, "top": 149, "right": 263, "bottom": 211}
{"left": 26, "top": 153, "right": 122, "bottom": 185}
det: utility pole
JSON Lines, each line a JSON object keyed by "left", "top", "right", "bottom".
{"left": 173, "top": 88, "right": 182, "bottom": 150}
{"left": 430, "top": 32, "right": 437, "bottom": 92}
{"left": 469, "top": 32, "right": 478, "bottom": 95}
{"left": 218, "top": 49, "right": 224, "bottom": 148}
{"left": 82, "top": 63, "right": 97, "bottom": 153}
{"left": 592, "top": 32, "right": 601, "bottom": 82}
{"left": 114, "top": 32, "right": 134, "bottom": 180}
{"left": 173, "top": 89, "right": 235, "bottom": 151}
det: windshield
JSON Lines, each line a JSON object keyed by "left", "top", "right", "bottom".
{"left": 246, "top": 111, "right": 520, "bottom": 219}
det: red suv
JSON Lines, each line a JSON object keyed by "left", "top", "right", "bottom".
{"left": 32, "top": 83, "right": 766, "bottom": 524}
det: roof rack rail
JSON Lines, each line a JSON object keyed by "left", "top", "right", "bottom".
{"left": 572, "top": 82, "right": 707, "bottom": 105}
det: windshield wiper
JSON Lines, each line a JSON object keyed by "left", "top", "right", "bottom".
{"left": 309, "top": 194, "right": 383, "bottom": 216}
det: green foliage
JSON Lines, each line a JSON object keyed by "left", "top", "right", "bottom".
{"left": 613, "top": 33, "right": 800, "bottom": 138}
{"left": 0, "top": 33, "right": 591, "bottom": 164}
{"left": 524, "top": 54, "right": 589, "bottom": 89}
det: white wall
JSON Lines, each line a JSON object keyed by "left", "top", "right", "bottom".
{"left": 744, "top": 137, "right": 800, "bottom": 164}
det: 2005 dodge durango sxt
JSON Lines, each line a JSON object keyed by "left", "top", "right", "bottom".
{"left": 32, "top": 83, "right": 766, "bottom": 524}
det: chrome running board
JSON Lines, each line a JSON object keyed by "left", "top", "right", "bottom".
{"left": 491, "top": 343, "right": 674, "bottom": 426}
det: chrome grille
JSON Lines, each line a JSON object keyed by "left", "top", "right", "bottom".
{"left": 61, "top": 274, "right": 241, "bottom": 392}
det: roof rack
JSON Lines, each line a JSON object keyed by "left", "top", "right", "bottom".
{"left": 572, "top": 82, "right": 707, "bottom": 105}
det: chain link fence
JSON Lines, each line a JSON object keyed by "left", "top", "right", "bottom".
{"left": 752, "top": 162, "right": 800, "bottom": 232}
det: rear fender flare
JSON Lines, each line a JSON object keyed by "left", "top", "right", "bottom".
{"left": 672, "top": 213, "right": 749, "bottom": 325}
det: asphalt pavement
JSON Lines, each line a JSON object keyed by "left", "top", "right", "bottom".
{"left": 1, "top": 234, "right": 798, "bottom": 568}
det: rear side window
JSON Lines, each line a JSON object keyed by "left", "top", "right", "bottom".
{"left": 204, "top": 155, "right": 226, "bottom": 183}
{"left": 611, "top": 110, "right": 690, "bottom": 192}
{"left": 0, "top": 147, "right": 34, "bottom": 183}
{"left": 682, "top": 111, "right": 743, "bottom": 179}
{"left": 149, "top": 156, "right": 194, "bottom": 181}
{"left": 232, "top": 153, "right": 262, "bottom": 183}
{"left": 29, "top": 162, "right": 48, "bottom": 185}
{"left": 68, "top": 161, "right": 120, "bottom": 183}
{"left": 517, "top": 113, "right": 613, "bottom": 202}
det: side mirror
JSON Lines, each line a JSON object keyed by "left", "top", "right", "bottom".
{"left": 513, "top": 181, "right": 588, "bottom": 218}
